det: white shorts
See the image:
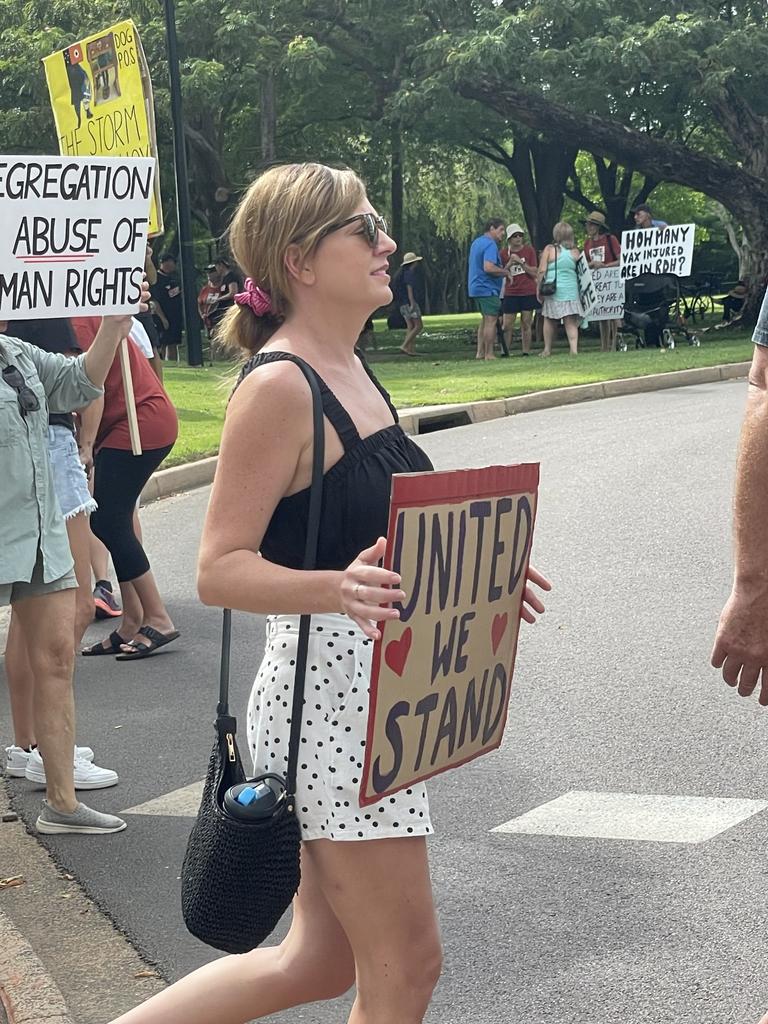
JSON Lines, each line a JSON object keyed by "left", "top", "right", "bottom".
{"left": 247, "top": 613, "right": 433, "bottom": 842}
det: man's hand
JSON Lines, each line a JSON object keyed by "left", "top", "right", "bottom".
{"left": 711, "top": 581, "right": 768, "bottom": 704}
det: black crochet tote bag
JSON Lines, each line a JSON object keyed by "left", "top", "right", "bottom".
{"left": 181, "top": 356, "right": 325, "bottom": 954}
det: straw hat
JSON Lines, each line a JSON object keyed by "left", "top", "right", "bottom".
{"left": 401, "top": 252, "right": 423, "bottom": 266}
{"left": 583, "top": 211, "right": 610, "bottom": 229}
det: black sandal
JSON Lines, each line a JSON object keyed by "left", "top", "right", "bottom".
{"left": 82, "top": 631, "right": 127, "bottom": 657}
{"left": 115, "top": 625, "right": 180, "bottom": 661}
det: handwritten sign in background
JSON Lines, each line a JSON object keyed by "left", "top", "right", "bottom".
{"left": 587, "top": 267, "right": 625, "bottom": 321}
{"left": 360, "top": 464, "right": 539, "bottom": 806}
{"left": 0, "top": 155, "right": 154, "bottom": 319}
{"left": 619, "top": 224, "right": 695, "bottom": 280}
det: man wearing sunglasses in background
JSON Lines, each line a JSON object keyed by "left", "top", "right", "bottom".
{"left": 0, "top": 308, "right": 143, "bottom": 834}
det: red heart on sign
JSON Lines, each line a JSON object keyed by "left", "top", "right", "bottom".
{"left": 385, "top": 627, "right": 412, "bottom": 677}
{"left": 491, "top": 612, "right": 508, "bottom": 655}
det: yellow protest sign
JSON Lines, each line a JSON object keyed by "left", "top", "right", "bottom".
{"left": 43, "top": 20, "right": 163, "bottom": 235}
{"left": 360, "top": 464, "right": 539, "bottom": 806}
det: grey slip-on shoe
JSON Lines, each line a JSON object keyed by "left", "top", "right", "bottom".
{"left": 35, "top": 800, "right": 127, "bottom": 835}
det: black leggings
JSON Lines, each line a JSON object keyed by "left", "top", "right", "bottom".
{"left": 91, "top": 445, "right": 173, "bottom": 583}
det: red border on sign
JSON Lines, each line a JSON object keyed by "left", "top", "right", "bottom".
{"left": 359, "top": 463, "right": 540, "bottom": 807}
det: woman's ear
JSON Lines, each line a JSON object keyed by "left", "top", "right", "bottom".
{"left": 285, "top": 244, "right": 315, "bottom": 286}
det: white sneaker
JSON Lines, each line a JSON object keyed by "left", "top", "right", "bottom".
{"left": 24, "top": 749, "right": 118, "bottom": 790}
{"left": 5, "top": 744, "right": 94, "bottom": 778}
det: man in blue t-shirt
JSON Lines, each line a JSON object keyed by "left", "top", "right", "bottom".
{"left": 468, "top": 218, "right": 511, "bottom": 359}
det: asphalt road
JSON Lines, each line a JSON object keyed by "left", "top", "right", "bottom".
{"left": 4, "top": 378, "right": 768, "bottom": 1024}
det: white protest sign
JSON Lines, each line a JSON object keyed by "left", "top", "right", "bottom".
{"left": 0, "top": 155, "right": 154, "bottom": 319}
{"left": 575, "top": 254, "right": 596, "bottom": 313}
{"left": 619, "top": 223, "right": 695, "bottom": 281}
{"left": 587, "top": 267, "right": 625, "bottom": 322}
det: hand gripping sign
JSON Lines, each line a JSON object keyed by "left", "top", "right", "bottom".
{"left": 360, "top": 464, "right": 539, "bottom": 806}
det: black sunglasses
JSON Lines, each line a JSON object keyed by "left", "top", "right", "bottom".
{"left": 319, "top": 213, "right": 388, "bottom": 248}
{"left": 2, "top": 364, "right": 40, "bottom": 417}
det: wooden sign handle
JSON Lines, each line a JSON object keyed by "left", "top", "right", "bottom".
{"left": 118, "top": 337, "right": 142, "bottom": 456}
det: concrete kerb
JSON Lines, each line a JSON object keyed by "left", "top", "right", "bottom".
{"left": 0, "top": 912, "right": 73, "bottom": 1024}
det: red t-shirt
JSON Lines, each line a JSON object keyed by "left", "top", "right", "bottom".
{"left": 583, "top": 234, "right": 620, "bottom": 266}
{"left": 71, "top": 317, "right": 178, "bottom": 452}
{"left": 500, "top": 244, "right": 538, "bottom": 296}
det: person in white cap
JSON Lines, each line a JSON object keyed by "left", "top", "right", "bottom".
{"left": 499, "top": 224, "right": 539, "bottom": 355}
{"left": 392, "top": 252, "right": 425, "bottom": 356}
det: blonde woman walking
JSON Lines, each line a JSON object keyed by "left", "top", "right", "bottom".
{"left": 109, "top": 162, "right": 549, "bottom": 1024}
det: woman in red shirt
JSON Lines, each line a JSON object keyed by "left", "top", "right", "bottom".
{"left": 72, "top": 316, "right": 179, "bottom": 660}
{"left": 500, "top": 223, "right": 540, "bottom": 355}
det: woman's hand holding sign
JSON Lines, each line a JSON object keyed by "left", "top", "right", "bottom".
{"left": 520, "top": 565, "right": 552, "bottom": 625}
{"left": 341, "top": 536, "right": 406, "bottom": 642}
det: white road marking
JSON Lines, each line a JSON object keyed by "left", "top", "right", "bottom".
{"left": 121, "top": 780, "right": 204, "bottom": 817}
{"left": 492, "top": 790, "right": 768, "bottom": 844}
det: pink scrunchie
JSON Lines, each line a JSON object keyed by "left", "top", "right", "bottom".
{"left": 234, "top": 278, "right": 274, "bottom": 317}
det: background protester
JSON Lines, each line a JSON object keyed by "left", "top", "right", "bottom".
{"left": 717, "top": 279, "right": 748, "bottom": 324}
{"left": 582, "top": 211, "right": 621, "bottom": 351}
{"left": 537, "top": 221, "right": 583, "bottom": 357}
{"left": 0, "top": 315, "right": 132, "bottom": 835}
{"left": 632, "top": 203, "right": 668, "bottom": 229}
{"left": 197, "top": 264, "right": 221, "bottom": 337}
{"left": 72, "top": 317, "right": 180, "bottom": 661}
{"left": 209, "top": 257, "right": 243, "bottom": 336}
{"left": 2, "top": 317, "right": 119, "bottom": 793}
{"left": 468, "top": 217, "right": 512, "bottom": 360}
{"left": 499, "top": 223, "right": 539, "bottom": 355}
{"left": 151, "top": 253, "right": 183, "bottom": 360}
{"left": 392, "top": 251, "right": 425, "bottom": 356}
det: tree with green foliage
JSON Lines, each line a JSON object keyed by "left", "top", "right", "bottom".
{"left": 434, "top": 0, "right": 768, "bottom": 318}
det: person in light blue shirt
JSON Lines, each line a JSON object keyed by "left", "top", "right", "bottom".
{"left": 467, "top": 218, "right": 511, "bottom": 359}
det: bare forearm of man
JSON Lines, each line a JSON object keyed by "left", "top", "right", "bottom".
{"left": 733, "top": 345, "right": 768, "bottom": 588}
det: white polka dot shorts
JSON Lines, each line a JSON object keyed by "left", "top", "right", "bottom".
{"left": 247, "top": 613, "right": 433, "bottom": 842}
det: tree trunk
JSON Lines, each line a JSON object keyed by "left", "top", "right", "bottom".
{"left": 459, "top": 78, "right": 768, "bottom": 318}
{"left": 260, "top": 70, "right": 277, "bottom": 164}
{"left": 390, "top": 121, "right": 404, "bottom": 252}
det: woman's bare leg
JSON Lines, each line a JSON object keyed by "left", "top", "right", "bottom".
{"left": 109, "top": 850, "right": 354, "bottom": 1024}
{"left": 306, "top": 836, "right": 442, "bottom": 1024}
{"left": 5, "top": 612, "right": 36, "bottom": 749}
{"left": 520, "top": 311, "right": 533, "bottom": 353}
{"left": 564, "top": 315, "right": 579, "bottom": 355}
{"left": 68, "top": 513, "right": 96, "bottom": 647}
{"left": 541, "top": 316, "right": 556, "bottom": 356}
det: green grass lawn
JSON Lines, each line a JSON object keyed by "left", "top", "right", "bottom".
{"left": 161, "top": 314, "right": 753, "bottom": 467}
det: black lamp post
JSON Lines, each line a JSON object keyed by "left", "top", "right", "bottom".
{"left": 161, "top": 0, "right": 203, "bottom": 367}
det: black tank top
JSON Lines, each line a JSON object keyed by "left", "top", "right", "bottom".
{"left": 236, "top": 350, "right": 433, "bottom": 571}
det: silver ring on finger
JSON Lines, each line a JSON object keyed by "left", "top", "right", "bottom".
{"left": 354, "top": 583, "right": 361, "bottom": 598}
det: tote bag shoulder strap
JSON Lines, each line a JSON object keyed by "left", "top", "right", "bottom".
{"left": 217, "top": 358, "right": 325, "bottom": 796}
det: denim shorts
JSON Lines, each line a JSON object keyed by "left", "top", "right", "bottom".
{"left": 47, "top": 424, "right": 97, "bottom": 520}
{"left": 753, "top": 288, "right": 768, "bottom": 347}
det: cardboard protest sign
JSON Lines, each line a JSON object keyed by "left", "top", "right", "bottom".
{"left": 360, "top": 464, "right": 539, "bottom": 806}
{"left": 619, "top": 224, "right": 695, "bottom": 280}
{"left": 587, "top": 267, "right": 625, "bottom": 322}
{"left": 0, "top": 155, "right": 154, "bottom": 319}
{"left": 575, "top": 254, "right": 596, "bottom": 314}
{"left": 43, "top": 21, "right": 163, "bottom": 235}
